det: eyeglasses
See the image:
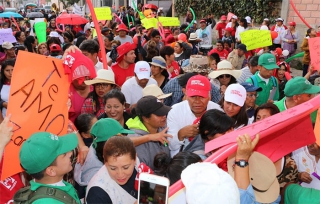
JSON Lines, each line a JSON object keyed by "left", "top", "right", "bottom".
{"left": 95, "top": 83, "right": 110, "bottom": 88}
{"left": 218, "top": 74, "right": 231, "bottom": 79}
{"left": 247, "top": 93, "right": 258, "bottom": 98}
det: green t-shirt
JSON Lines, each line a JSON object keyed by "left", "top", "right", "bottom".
{"left": 285, "top": 184, "right": 320, "bottom": 204}
{"left": 246, "top": 72, "right": 279, "bottom": 106}
{"left": 30, "top": 180, "right": 81, "bottom": 204}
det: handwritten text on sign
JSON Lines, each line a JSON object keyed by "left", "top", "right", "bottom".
{"left": 94, "top": 7, "right": 112, "bottom": 20}
{"left": 308, "top": 37, "right": 320, "bottom": 71}
{"left": 1, "top": 52, "right": 70, "bottom": 180}
{"left": 0, "top": 28, "right": 16, "bottom": 45}
{"left": 240, "top": 30, "right": 272, "bottom": 51}
{"left": 158, "top": 17, "right": 180, "bottom": 27}
{"left": 141, "top": 18, "right": 158, "bottom": 29}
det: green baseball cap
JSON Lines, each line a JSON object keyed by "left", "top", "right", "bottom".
{"left": 20, "top": 132, "right": 78, "bottom": 174}
{"left": 284, "top": 76, "right": 320, "bottom": 97}
{"left": 91, "top": 118, "right": 134, "bottom": 148}
{"left": 258, "top": 53, "right": 279, "bottom": 70}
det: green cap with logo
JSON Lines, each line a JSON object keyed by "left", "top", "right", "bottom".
{"left": 20, "top": 132, "right": 78, "bottom": 174}
{"left": 284, "top": 76, "right": 320, "bottom": 97}
{"left": 91, "top": 118, "right": 134, "bottom": 148}
{"left": 258, "top": 53, "right": 279, "bottom": 70}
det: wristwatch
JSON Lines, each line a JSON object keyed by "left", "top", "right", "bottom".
{"left": 234, "top": 160, "right": 249, "bottom": 168}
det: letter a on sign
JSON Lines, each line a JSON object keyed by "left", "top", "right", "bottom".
{"left": 1, "top": 51, "right": 70, "bottom": 180}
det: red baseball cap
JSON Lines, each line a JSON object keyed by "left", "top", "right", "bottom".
{"left": 186, "top": 75, "right": 211, "bottom": 98}
{"left": 63, "top": 50, "right": 97, "bottom": 83}
{"left": 220, "top": 15, "right": 227, "bottom": 21}
{"left": 200, "top": 19, "right": 206, "bottom": 23}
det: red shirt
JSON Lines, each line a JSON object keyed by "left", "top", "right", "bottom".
{"left": 216, "top": 22, "right": 227, "bottom": 39}
{"left": 208, "top": 48, "right": 229, "bottom": 60}
{"left": 167, "top": 61, "right": 180, "bottom": 79}
{"left": 112, "top": 63, "right": 135, "bottom": 86}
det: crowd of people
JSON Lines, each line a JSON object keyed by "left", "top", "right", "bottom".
{"left": 0, "top": 4, "right": 320, "bottom": 204}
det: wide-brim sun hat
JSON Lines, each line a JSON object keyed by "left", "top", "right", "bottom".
{"left": 208, "top": 60, "right": 242, "bottom": 79}
{"left": 85, "top": 69, "right": 117, "bottom": 86}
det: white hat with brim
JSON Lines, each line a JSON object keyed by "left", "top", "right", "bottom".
{"left": 149, "top": 56, "right": 167, "bottom": 69}
{"left": 208, "top": 60, "right": 242, "bottom": 79}
{"left": 142, "top": 84, "right": 172, "bottom": 99}
{"left": 84, "top": 69, "right": 117, "bottom": 86}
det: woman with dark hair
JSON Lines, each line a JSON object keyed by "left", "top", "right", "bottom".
{"left": 0, "top": 59, "right": 15, "bottom": 121}
{"left": 81, "top": 70, "right": 117, "bottom": 118}
{"left": 74, "top": 113, "right": 98, "bottom": 147}
{"left": 98, "top": 89, "right": 131, "bottom": 129}
{"left": 86, "top": 136, "right": 138, "bottom": 203}
{"left": 235, "top": 18, "right": 248, "bottom": 44}
{"left": 254, "top": 103, "right": 280, "bottom": 122}
{"left": 153, "top": 152, "right": 202, "bottom": 185}
{"left": 24, "top": 36, "right": 37, "bottom": 53}
{"left": 14, "top": 31, "right": 26, "bottom": 46}
{"left": 273, "top": 62, "right": 292, "bottom": 99}
{"left": 208, "top": 53, "right": 220, "bottom": 70}
{"left": 160, "top": 45, "right": 180, "bottom": 79}
{"left": 46, "top": 37, "right": 61, "bottom": 49}
{"left": 104, "top": 34, "right": 114, "bottom": 52}
{"left": 220, "top": 84, "right": 249, "bottom": 129}
{"left": 174, "top": 41, "right": 192, "bottom": 67}
{"left": 74, "top": 119, "right": 134, "bottom": 200}
{"left": 150, "top": 56, "right": 169, "bottom": 89}
{"left": 226, "top": 15, "right": 238, "bottom": 38}
{"left": 144, "top": 40, "right": 159, "bottom": 62}
{"left": 63, "top": 31, "right": 74, "bottom": 45}
{"left": 126, "top": 95, "right": 171, "bottom": 170}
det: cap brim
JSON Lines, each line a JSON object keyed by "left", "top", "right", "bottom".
{"left": 305, "top": 85, "right": 320, "bottom": 95}
{"left": 149, "top": 62, "right": 166, "bottom": 69}
{"left": 57, "top": 133, "right": 78, "bottom": 155}
{"left": 84, "top": 79, "right": 117, "bottom": 86}
{"left": 157, "top": 93, "right": 172, "bottom": 99}
{"left": 262, "top": 63, "right": 280, "bottom": 70}
{"left": 120, "top": 129, "right": 135, "bottom": 135}
{"left": 136, "top": 73, "right": 150, "bottom": 80}
{"left": 247, "top": 87, "right": 263, "bottom": 92}
{"left": 153, "top": 105, "right": 171, "bottom": 116}
{"left": 209, "top": 70, "right": 242, "bottom": 79}
{"left": 186, "top": 89, "right": 210, "bottom": 98}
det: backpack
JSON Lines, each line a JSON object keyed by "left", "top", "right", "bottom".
{"left": 250, "top": 75, "right": 277, "bottom": 88}
{"left": 13, "top": 186, "right": 78, "bottom": 204}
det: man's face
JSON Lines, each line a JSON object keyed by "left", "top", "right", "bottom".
{"left": 295, "top": 93, "right": 314, "bottom": 105}
{"left": 124, "top": 50, "right": 136, "bottom": 64}
{"left": 135, "top": 76, "right": 149, "bottom": 88}
{"left": 259, "top": 66, "right": 274, "bottom": 79}
{"left": 5, "top": 48, "right": 15, "bottom": 58}
{"left": 200, "top": 22, "right": 206, "bottom": 29}
{"left": 307, "top": 143, "right": 320, "bottom": 156}
{"left": 238, "top": 49, "right": 245, "bottom": 57}
{"left": 119, "top": 30, "right": 127, "bottom": 37}
{"left": 152, "top": 35, "right": 161, "bottom": 44}
{"left": 186, "top": 94, "right": 210, "bottom": 116}
{"left": 81, "top": 51, "right": 97, "bottom": 64}
{"left": 276, "top": 21, "right": 282, "bottom": 26}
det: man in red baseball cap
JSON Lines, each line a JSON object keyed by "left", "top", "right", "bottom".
{"left": 111, "top": 42, "right": 137, "bottom": 86}
{"left": 166, "top": 75, "right": 223, "bottom": 157}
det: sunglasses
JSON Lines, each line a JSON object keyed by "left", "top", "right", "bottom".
{"left": 95, "top": 83, "right": 110, "bottom": 88}
{"left": 218, "top": 74, "right": 231, "bottom": 79}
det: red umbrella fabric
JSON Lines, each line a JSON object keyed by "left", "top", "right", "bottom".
{"left": 56, "top": 13, "right": 88, "bottom": 25}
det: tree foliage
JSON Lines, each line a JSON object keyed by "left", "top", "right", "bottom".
{"left": 175, "top": 0, "right": 282, "bottom": 23}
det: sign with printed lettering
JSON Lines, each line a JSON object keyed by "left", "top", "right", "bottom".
{"left": 240, "top": 30, "right": 272, "bottom": 51}
{"left": 308, "top": 37, "right": 320, "bottom": 71}
{"left": 1, "top": 51, "right": 70, "bottom": 180}
{"left": 158, "top": 17, "right": 180, "bottom": 27}
{"left": 94, "top": 7, "right": 112, "bottom": 20}
{"left": 0, "top": 28, "right": 16, "bottom": 45}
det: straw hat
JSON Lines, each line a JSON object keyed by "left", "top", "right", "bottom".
{"left": 84, "top": 69, "right": 117, "bottom": 85}
{"left": 149, "top": 56, "right": 167, "bottom": 69}
{"left": 188, "top": 33, "right": 200, "bottom": 41}
{"left": 182, "top": 55, "right": 211, "bottom": 74}
{"left": 227, "top": 152, "right": 280, "bottom": 203}
{"left": 208, "top": 60, "right": 242, "bottom": 79}
{"left": 142, "top": 84, "right": 172, "bottom": 99}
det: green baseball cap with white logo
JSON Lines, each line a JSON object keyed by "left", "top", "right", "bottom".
{"left": 20, "top": 132, "right": 78, "bottom": 174}
{"left": 284, "top": 76, "right": 320, "bottom": 97}
{"left": 258, "top": 53, "right": 279, "bottom": 70}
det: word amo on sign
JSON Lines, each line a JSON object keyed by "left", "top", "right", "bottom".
{"left": 9, "top": 61, "right": 66, "bottom": 146}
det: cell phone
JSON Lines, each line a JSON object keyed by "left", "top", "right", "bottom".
{"left": 138, "top": 173, "right": 169, "bottom": 204}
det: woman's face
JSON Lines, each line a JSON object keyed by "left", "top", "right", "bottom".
{"left": 223, "top": 101, "right": 241, "bottom": 117}
{"left": 18, "top": 32, "right": 26, "bottom": 42}
{"left": 3, "top": 65, "right": 14, "bottom": 81}
{"left": 38, "top": 44, "right": 48, "bottom": 55}
{"left": 218, "top": 74, "right": 231, "bottom": 86}
{"left": 173, "top": 29, "right": 179, "bottom": 36}
{"left": 105, "top": 153, "right": 136, "bottom": 185}
{"left": 255, "top": 109, "right": 272, "bottom": 122}
{"left": 144, "top": 114, "right": 167, "bottom": 129}
{"left": 105, "top": 98, "right": 125, "bottom": 122}
{"left": 174, "top": 43, "right": 183, "bottom": 54}
{"left": 209, "top": 59, "right": 217, "bottom": 70}
{"left": 224, "top": 43, "right": 230, "bottom": 50}
{"left": 277, "top": 65, "right": 286, "bottom": 80}
{"left": 94, "top": 83, "right": 113, "bottom": 98}
{"left": 151, "top": 65, "right": 162, "bottom": 76}
{"left": 63, "top": 35, "right": 70, "bottom": 43}
{"left": 81, "top": 117, "right": 98, "bottom": 138}
{"left": 50, "top": 20, "right": 56, "bottom": 27}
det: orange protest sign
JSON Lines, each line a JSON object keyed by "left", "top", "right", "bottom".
{"left": 1, "top": 51, "right": 70, "bottom": 180}
{"left": 308, "top": 37, "right": 320, "bottom": 71}
{"left": 315, "top": 109, "right": 320, "bottom": 146}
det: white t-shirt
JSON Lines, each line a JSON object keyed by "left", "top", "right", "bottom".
{"left": 235, "top": 26, "right": 248, "bottom": 41}
{"left": 95, "top": 60, "right": 112, "bottom": 72}
{"left": 167, "top": 100, "right": 223, "bottom": 157}
{"left": 121, "top": 77, "right": 157, "bottom": 105}
{"left": 196, "top": 24, "right": 213, "bottom": 46}
{"left": 292, "top": 146, "right": 320, "bottom": 190}
{"left": 114, "top": 35, "right": 133, "bottom": 44}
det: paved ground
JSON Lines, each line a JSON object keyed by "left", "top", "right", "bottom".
{"left": 291, "top": 68, "right": 302, "bottom": 77}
